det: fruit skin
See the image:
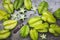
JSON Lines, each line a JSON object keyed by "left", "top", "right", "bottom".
{"left": 38, "top": 1, "right": 48, "bottom": 14}
{"left": 3, "top": 0, "right": 14, "bottom": 14}
{"left": 37, "top": 29, "right": 48, "bottom": 32}
{"left": 28, "top": 16, "right": 42, "bottom": 27}
{"left": 34, "top": 22, "right": 49, "bottom": 29}
{"left": 30, "top": 29, "right": 38, "bottom": 40}
{"left": 54, "top": 8, "right": 60, "bottom": 19}
{"left": 24, "top": 0, "right": 32, "bottom": 10}
{"left": 14, "top": 0, "right": 24, "bottom": 10}
{"left": 49, "top": 24, "right": 60, "bottom": 36}
{"left": 3, "top": 0, "right": 10, "bottom": 4}
{"left": 42, "top": 11, "right": 56, "bottom": 23}
{"left": 0, "top": 10, "right": 10, "bottom": 21}
{"left": 20, "top": 25, "right": 29, "bottom": 38}
{"left": 3, "top": 20, "right": 17, "bottom": 30}
{"left": 3, "top": 3, "right": 14, "bottom": 14}
{"left": 0, "top": 30, "right": 11, "bottom": 39}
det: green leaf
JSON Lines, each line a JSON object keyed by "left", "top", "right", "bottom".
{"left": 3, "top": 20, "right": 17, "bottom": 30}
{"left": 30, "top": 29, "right": 38, "bottom": 40}
{"left": 20, "top": 25, "right": 29, "bottom": 37}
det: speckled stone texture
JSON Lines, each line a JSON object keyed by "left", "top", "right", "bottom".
{"left": 0, "top": 0, "right": 60, "bottom": 40}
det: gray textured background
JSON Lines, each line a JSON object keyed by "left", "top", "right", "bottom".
{"left": 0, "top": 0, "right": 60, "bottom": 40}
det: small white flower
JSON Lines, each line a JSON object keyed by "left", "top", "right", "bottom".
{"left": 11, "top": 11, "right": 26, "bottom": 21}
{"left": 19, "top": 8, "right": 26, "bottom": 13}
{"left": 40, "top": 34, "right": 46, "bottom": 39}
{"left": 20, "top": 14, "right": 26, "bottom": 21}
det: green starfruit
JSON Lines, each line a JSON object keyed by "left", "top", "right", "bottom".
{"left": 3, "top": 0, "right": 14, "bottom": 14}
{"left": 28, "top": 16, "right": 41, "bottom": 24}
{"left": 0, "top": 30, "right": 10, "bottom": 39}
{"left": 54, "top": 8, "right": 60, "bottom": 19}
{"left": 42, "top": 11, "right": 56, "bottom": 23}
{"left": 24, "top": 0, "right": 32, "bottom": 10}
{"left": 14, "top": 0, "right": 24, "bottom": 10}
{"left": 38, "top": 1, "right": 48, "bottom": 14}
{"left": 0, "top": 10, "right": 10, "bottom": 21}
{"left": 3, "top": 20, "right": 17, "bottom": 30}
{"left": 20, "top": 25, "right": 29, "bottom": 37}
{"left": 30, "top": 29, "right": 38, "bottom": 40}
{"left": 49, "top": 24, "right": 60, "bottom": 36}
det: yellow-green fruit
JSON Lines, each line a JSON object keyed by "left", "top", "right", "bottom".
{"left": 3, "top": 20, "right": 17, "bottom": 30}
{"left": 14, "top": 0, "right": 24, "bottom": 10}
{"left": 38, "top": 1, "right": 48, "bottom": 14}
{"left": 20, "top": 25, "right": 29, "bottom": 37}
{"left": 49, "top": 24, "right": 60, "bottom": 36}
{"left": 42, "top": 11, "right": 56, "bottom": 23}
{"left": 38, "top": 29, "right": 48, "bottom": 32}
{"left": 3, "top": 0, "right": 10, "bottom": 4}
{"left": 0, "top": 10, "right": 10, "bottom": 20}
{"left": 3, "top": 3, "right": 14, "bottom": 13}
{"left": 28, "top": 16, "right": 41, "bottom": 25}
{"left": 30, "top": 21, "right": 42, "bottom": 27}
{"left": 0, "top": 30, "right": 10, "bottom": 39}
{"left": 34, "top": 22, "right": 49, "bottom": 29}
{"left": 30, "top": 29, "right": 38, "bottom": 40}
{"left": 24, "top": 0, "right": 32, "bottom": 10}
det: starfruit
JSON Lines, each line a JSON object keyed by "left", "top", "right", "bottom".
{"left": 30, "top": 21, "right": 42, "bottom": 27}
{"left": 24, "top": 0, "right": 32, "bottom": 10}
{"left": 38, "top": 1, "right": 48, "bottom": 14}
{"left": 28, "top": 16, "right": 42, "bottom": 25}
{"left": 37, "top": 22, "right": 49, "bottom": 32}
{"left": 49, "top": 24, "right": 60, "bottom": 36}
{"left": 0, "top": 30, "right": 10, "bottom": 39}
{"left": 34, "top": 22, "right": 49, "bottom": 30}
{"left": 37, "top": 29, "right": 48, "bottom": 32}
{"left": 54, "top": 8, "right": 60, "bottom": 19}
{"left": 0, "top": 10, "right": 10, "bottom": 21}
{"left": 3, "top": 20, "right": 17, "bottom": 30}
{"left": 14, "top": 0, "right": 24, "bottom": 10}
{"left": 42, "top": 11, "right": 56, "bottom": 23}
{"left": 3, "top": 0, "right": 14, "bottom": 14}
{"left": 3, "top": 0, "right": 10, "bottom": 4}
{"left": 30, "top": 29, "right": 38, "bottom": 40}
{"left": 49, "top": 28, "right": 59, "bottom": 36}
{"left": 20, "top": 25, "right": 29, "bottom": 37}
